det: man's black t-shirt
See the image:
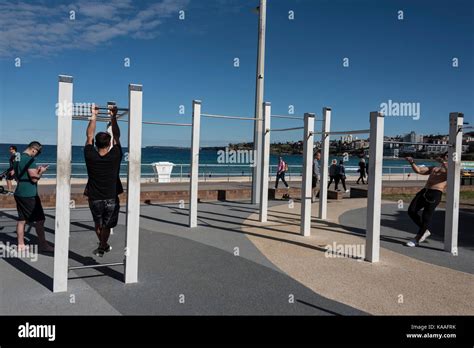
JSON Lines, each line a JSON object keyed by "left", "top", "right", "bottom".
{"left": 84, "top": 144, "right": 124, "bottom": 200}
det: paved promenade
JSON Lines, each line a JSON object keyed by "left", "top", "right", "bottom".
{"left": 1, "top": 197, "right": 472, "bottom": 315}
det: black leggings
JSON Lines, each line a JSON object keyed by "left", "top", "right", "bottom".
{"left": 357, "top": 172, "right": 366, "bottom": 184}
{"left": 275, "top": 172, "right": 288, "bottom": 188}
{"left": 336, "top": 175, "right": 347, "bottom": 191}
{"left": 327, "top": 175, "right": 338, "bottom": 189}
{"left": 407, "top": 188, "right": 442, "bottom": 237}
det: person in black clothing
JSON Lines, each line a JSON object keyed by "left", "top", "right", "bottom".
{"left": 312, "top": 150, "right": 321, "bottom": 202}
{"left": 6, "top": 145, "right": 17, "bottom": 193}
{"left": 356, "top": 158, "right": 367, "bottom": 184}
{"left": 327, "top": 159, "right": 338, "bottom": 190}
{"left": 335, "top": 160, "right": 349, "bottom": 192}
{"left": 84, "top": 104, "right": 123, "bottom": 256}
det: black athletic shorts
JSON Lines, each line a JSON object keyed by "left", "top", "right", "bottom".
{"left": 14, "top": 195, "right": 45, "bottom": 223}
{"left": 312, "top": 175, "right": 318, "bottom": 188}
{"left": 88, "top": 197, "right": 120, "bottom": 228}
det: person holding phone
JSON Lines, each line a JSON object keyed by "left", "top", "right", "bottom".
{"left": 13, "top": 141, "right": 53, "bottom": 252}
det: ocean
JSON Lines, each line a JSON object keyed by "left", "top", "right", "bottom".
{"left": 0, "top": 143, "right": 436, "bottom": 179}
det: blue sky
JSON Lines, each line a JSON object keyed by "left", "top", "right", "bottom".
{"left": 0, "top": 0, "right": 473, "bottom": 147}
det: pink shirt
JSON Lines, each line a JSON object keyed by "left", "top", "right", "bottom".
{"left": 278, "top": 161, "right": 285, "bottom": 172}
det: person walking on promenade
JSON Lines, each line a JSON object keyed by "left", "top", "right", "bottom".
{"left": 275, "top": 157, "right": 290, "bottom": 198}
{"left": 312, "top": 150, "right": 321, "bottom": 202}
{"left": 336, "top": 160, "right": 349, "bottom": 192}
{"left": 6, "top": 145, "right": 17, "bottom": 193}
{"left": 356, "top": 158, "right": 367, "bottom": 184}
{"left": 327, "top": 159, "right": 338, "bottom": 190}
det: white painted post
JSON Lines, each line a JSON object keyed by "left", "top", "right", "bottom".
{"left": 189, "top": 100, "right": 201, "bottom": 228}
{"left": 318, "top": 107, "right": 331, "bottom": 220}
{"left": 124, "top": 84, "right": 142, "bottom": 284}
{"left": 366, "top": 112, "right": 384, "bottom": 263}
{"left": 251, "top": 0, "right": 267, "bottom": 205}
{"left": 259, "top": 102, "right": 271, "bottom": 222}
{"left": 53, "top": 75, "right": 73, "bottom": 293}
{"left": 444, "top": 112, "right": 463, "bottom": 255}
{"left": 300, "top": 113, "right": 315, "bottom": 236}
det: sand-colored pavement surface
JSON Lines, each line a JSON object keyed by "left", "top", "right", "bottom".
{"left": 238, "top": 198, "right": 474, "bottom": 315}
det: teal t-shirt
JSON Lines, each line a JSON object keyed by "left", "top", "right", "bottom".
{"left": 14, "top": 153, "right": 38, "bottom": 197}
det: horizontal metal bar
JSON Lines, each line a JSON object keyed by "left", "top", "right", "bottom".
{"left": 68, "top": 262, "right": 124, "bottom": 271}
{"left": 271, "top": 114, "right": 304, "bottom": 120}
{"left": 268, "top": 126, "right": 304, "bottom": 132}
{"left": 313, "top": 129, "right": 370, "bottom": 135}
{"left": 142, "top": 121, "right": 192, "bottom": 127}
{"left": 72, "top": 115, "right": 115, "bottom": 122}
{"left": 201, "top": 113, "right": 262, "bottom": 121}
{"left": 72, "top": 116, "right": 190, "bottom": 127}
{"left": 95, "top": 106, "right": 129, "bottom": 111}
{"left": 384, "top": 141, "right": 453, "bottom": 147}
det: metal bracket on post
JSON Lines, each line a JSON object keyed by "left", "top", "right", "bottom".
{"left": 366, "top": 112, "right": 384, "bottom": 263}
{"left": 300, "top": 113, "right": 315, "bottom": 236}
{"left": 318, "top": 107, "right": 331, "bottom": 220}
{"left": 444, "top": 112, "right": 463, "bottom": 255}
{"left": 259, "top": 102, "right": 271, "bottom": 222}
{"left": 53, "top": 75, "right": 74, "bottom": 293}
{"left": 124, "top": 83, "right": 143, "bottom": 284}
{"left": 189, "top": 100, "right": 201, "bottom": 228}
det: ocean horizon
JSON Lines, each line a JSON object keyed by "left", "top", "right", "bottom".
{"left": 0, "top": 143, "right": 435, "bottom": 179}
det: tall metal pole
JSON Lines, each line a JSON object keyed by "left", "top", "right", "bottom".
{"left": 444, "top": 112, "right": 463, "bottom": 255}
{"left": 53, "top": 75, "right": 73, "bottom": 293}
{"left": 259, "top": 102, "right": 271, "bottom": 222}
{"left": 318, "top": 107, "right": 331, "bottom": 220}
{"left": 125, "top": 83, "right": 143, "bottom": 284}
{"left": 301, "top": 113, "right": 315, "bottom": 236}
{"left": 251, "top": 0, "right": 267, "bottom": 205}
{"left": 189, "top": 100, "right": 202, "bottom": 228}
{"left": 366, "top": 112, "right": 384, "bottom": 263}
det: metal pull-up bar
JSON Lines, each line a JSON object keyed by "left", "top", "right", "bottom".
{"left": 314, "top": 129, "right": 370, "bottom": 136}
{"left": 267, "top": 126, "right": 304, "bottom": 132}
{"left": 201, "top": 113, "right": 263, "bottom": 121}
{"left": 54, "top": 75, "right": 143, "bottom": 293}
{"left": 271, "top": 114, "right": 304, "bottom": 120}
{"left": 258, "top": 102, "right": 316, "bottom": 239}
{"left": 142, "top": 121, "right": 192, "bottom": 127}
{"left": 71, "top": 115, "right": 192, "bottom": 127}
{"left": 68, "top": 261, "right": 124, "bottom": 271}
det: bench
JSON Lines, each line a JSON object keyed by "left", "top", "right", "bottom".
{"left": 350, "top": 187, "right": 368, "bottom": 198}
{"left": 327, "top": 190, "right": 344, "bottom": 200}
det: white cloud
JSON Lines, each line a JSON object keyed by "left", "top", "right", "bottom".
{"left": 0, "top": 0, "right": 190, "bottom": 58}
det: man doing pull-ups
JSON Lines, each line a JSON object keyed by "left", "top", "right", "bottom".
{"left": 84, "top": 105, "right": 124, "bottom": 256}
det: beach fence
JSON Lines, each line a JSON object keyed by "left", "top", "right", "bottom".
{"left": 0, "top": 162, "right": 428, "bottom": 182}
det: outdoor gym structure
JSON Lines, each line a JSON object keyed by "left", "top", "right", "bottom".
{"left": 315, "top": 108, "right": 464, "bottom": 261}
{"left": 54, "top": 74, "right": 464, "bottom": 293}
{"left": 194, "top": 101, "right": 317, "bottom": 237}
{"left": 54, "top": 75, "right": 201, "bottom": 292}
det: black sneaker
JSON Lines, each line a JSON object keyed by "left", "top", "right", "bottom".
{"left": 93, "top": 244, "right": 112, "bottom": 257}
